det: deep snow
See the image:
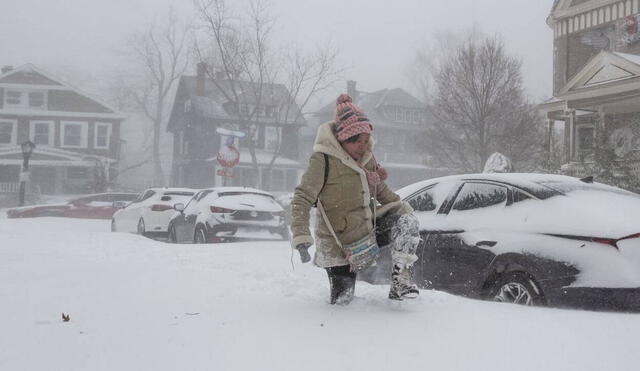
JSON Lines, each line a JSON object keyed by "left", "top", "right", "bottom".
{"left": 2, "top": 217, "right": 640, "bottom": 371}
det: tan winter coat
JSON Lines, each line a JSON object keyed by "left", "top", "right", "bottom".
{"left": 291, "top": 121, "right": 412, "bottom": 268}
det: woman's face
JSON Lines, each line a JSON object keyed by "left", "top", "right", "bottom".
{"left": 341, "top": 133, "right": 370, "bottom": 161}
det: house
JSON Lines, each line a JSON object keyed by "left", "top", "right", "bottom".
{"left": 0, "top": 64, "right": 125, "bottom": 201}
{"left": 539, "top": 0, "right": 640, "bottom": 177}
{"left": 305, "top": 81, "right": 454, "bottom": 189}
{"left": 167, "top": 64, "right": 305, "bottom": 192}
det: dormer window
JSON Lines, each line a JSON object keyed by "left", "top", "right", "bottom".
{"left": 4, "top": 89, "right": 47, "bottom": 110}
{"left": 29, "top": 92, "right": 45, "bottom": 108}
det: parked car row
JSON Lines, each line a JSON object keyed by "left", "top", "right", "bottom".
{"left": 6, "top": 193, "right": 139, "bottom": 219}
{"left": 111, "top": 186, "right": 289, "bottom": 244}
{"left": 360, "top": 173, "right": 640, "bottom": 312}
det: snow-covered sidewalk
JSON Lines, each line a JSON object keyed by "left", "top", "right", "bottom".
{"left": 1, "top": 217, "right": 640, "bottom": 371}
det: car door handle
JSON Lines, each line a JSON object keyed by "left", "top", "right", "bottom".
{"left": 475, "top": 240, "right": 497, "bottom": 247}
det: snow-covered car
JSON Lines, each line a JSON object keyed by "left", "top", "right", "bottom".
{"left": 111, "top": 187, "right": 196, "bottom": 238}
{"left": 6, "top": 192, "right": 139, "bottom": 219}
{"left": 167, "top": 187, "right": 289, "bottom": 243}
{"left": 360, "top": 173, "right": 640, "bottom": 312}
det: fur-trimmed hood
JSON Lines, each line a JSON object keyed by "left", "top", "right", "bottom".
{"left": 312, "top": 121, "right": 373, "bottom": 167}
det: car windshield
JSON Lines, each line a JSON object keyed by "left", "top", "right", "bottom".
{"left": 538, "top": 181, "right": 640, "bottom": 198}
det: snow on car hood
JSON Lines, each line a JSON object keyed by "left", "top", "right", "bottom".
{"left": 211, "top": 194, "right": 283, "bottom": 212}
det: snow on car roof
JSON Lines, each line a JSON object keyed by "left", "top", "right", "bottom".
{"left": 396, "top": 173, "right": 580, "bottom": 199}
{"left": 203, "top": 186, "right": 274, "bottom": 197}
{"left": 147, "top": 187, "right": 197, "bottom": 195}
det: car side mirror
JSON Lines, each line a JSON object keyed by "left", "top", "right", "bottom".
{"left": 112, "top": 201, "right": 128, "bottom": 209}
{"left": 174, "top": 203, "right": 185, "bottom": 212}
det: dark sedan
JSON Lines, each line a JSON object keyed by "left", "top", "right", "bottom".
{"left": 361, "top": 173, "right": 640, "bottom": 312}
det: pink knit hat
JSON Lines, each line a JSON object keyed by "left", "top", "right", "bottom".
{"left": 334, "top": 94, "right": 372, "bottom": 142}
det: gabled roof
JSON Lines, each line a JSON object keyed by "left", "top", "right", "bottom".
{"left": 547, "top": 0, "right": 619, "bottom": 26}
{"left": 558, "top": 51, "right": 640, "bottom": 98}
{"left": 0, "top": 64, "right": 124, "bottom": 119}
{"left": 316, "top": 87, "right": 429, "bottom": 129}
{"left": 176, "top": 75, "right": 305, "bottom": 125}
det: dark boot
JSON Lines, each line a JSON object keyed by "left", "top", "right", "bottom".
{"left": 327, "top": 265, "right": 357, "bottom": 305}
{"left": 389, "top": 263, "right": 419, "bottom": 301}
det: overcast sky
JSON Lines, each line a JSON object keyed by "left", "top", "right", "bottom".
{"left": 0, "top": 0, "right": 554, "bottom": 107}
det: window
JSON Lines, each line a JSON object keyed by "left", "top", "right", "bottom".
{"left": 0, "top": 120, "right": 17, "bottom": 145}
{"left": 4, "top": 90, "right": 46, "bottom": 109}
{"left": 271, "top": 169, "right": 285, "bottom": 191}
{"left": 407, "top": 186, "right": 439, "bottom": 213}
{"left": 265, "top": 106, "right": 276, "bottom": 118}
{"left": 60, "top": 121, "right": 88, "bottom": 148}
{"left": 286, "top": 169, "right": 298, "bottom": 190}
{"left": 28, "top": 92, "right": 46, "bottom": 109}
{"left": 30, "top": 121, "right": 54, "bottom": 146}
{"left": 265, "top": 126, "right": 279, "bottom": 152}
{"left": 5, "top": 90, "right": 23, "bottom": 106}
{"left": 94, "top": 123, "right": 112, "bottom": 149}
{"left": 451, "top": 183, "right": 508, "bottom": 212}
{"left": 67, "top": 167, "right": 88, "bottom": 179}
{"left": 512, "top": 189, "right": 532, "bottom": 204}
{"left": 577, "top": 125, "right": 595, "bottom": 152}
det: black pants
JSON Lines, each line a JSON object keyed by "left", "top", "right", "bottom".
{"left": 326, "top": 265, "right": 356, "bottom": 304}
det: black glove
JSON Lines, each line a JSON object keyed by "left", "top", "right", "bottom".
{"left": 296, "top": 243, "right": 312, "bottom": 263}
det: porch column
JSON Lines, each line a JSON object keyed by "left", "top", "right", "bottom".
{"left": 564, "top": 109, "right": 575, "bottom": 163}
{"left": 546, "top": 119, "right": 555, "bottom": 171}
{"left": 596, "top": 106, "right": 606, "bottom": 138}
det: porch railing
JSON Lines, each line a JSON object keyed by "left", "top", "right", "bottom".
{"left": 0, "top": 182, "right": 19, "bottom": 193}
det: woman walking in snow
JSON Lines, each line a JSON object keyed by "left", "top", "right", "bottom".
{"left": 290, "top": 94, "right": 421, "bottom": 305}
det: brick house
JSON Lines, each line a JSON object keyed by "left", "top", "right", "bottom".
{"left": 0, "top": 64, "right": 125, "bottom": 199}
{"left": 167, "top": 64, "right": 305, "bottom": 192}
{"left": 539, "top": 0, "right": 640, "bottom": 176}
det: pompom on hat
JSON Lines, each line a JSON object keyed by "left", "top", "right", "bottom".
{"left": 334, "top": 94, "right": 373, "bottom": 142}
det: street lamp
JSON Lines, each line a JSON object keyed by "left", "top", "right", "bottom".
{"left": 18, "top": 140, "right": 36, "bottom": 206}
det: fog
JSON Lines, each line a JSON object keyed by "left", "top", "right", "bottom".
{"left": 1, "top": 0, "right": 553, "bottom": 100}
{"left": 0, "top": 0, "right": 555, "bottom": 197}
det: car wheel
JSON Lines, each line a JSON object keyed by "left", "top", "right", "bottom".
{"left": 492, "top": 272, "right": 545, "bottom": 306}
{"left": 194, "top": 225, "right": 207, "bottom": 244}
{"left": 137, "top": 218, "right": 147, "bottom": 237}
{"left": 168, "top": 225, "right": 177, "bottom": 243}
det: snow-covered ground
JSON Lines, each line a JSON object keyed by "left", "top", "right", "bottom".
{"left": 2, "top": 218, "right": 640, "bottom": 371}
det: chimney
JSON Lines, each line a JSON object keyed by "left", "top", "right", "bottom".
{"left": 1, "top": 65, "right": 14, "bottom": 74}
{"left": 347, "top": 80, "right": 359, "bottom": 101}
{"left": 196, "top": 62, "right": 206, "bottom": 96}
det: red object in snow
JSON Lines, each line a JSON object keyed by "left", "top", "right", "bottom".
{"left": 216, "top": 145, "right": 240, "bottom": 168}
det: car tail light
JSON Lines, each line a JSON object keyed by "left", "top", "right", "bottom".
{"left": 210, "top": 206, "right": 235, "bottom": 213}
{"left": 151, "top": 204, "right": 173, "bottom": 212}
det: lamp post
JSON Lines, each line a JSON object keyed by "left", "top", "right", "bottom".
{"left": 19, "top": 140, "right": 36, "bottom": 207}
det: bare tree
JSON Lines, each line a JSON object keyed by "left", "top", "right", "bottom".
{"left": 125, "top": 8, "right": 190, "bottom": 186}
{"left": 423, "top": 35, "right": 544, "bottom": 172}
{"left": 193, "top": 0, "right": 339, "bottom": 188}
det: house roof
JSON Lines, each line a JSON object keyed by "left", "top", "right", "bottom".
{"left": 0, "top": 64, "right": 125, "bottom": 119}
{"left": 316, "top": 87, "right": 430, "bottom": 129}
{"left": 558, "top": 51, "right": 640, "bottom": 98}
{"left": 178, "top": 75, "right": 305, "bottom": 125}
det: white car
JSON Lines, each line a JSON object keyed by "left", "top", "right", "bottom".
{"left": 111, "top": 187, "right": 197, "bottom": 238}
{"left": 168, "top": 187, "right": 289, "bottom": 243}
